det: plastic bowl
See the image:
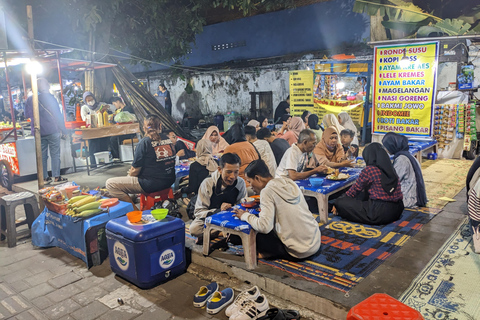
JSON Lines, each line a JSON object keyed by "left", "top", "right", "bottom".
{"left": 151, "top": 208, "right": 169, "bottom": 220}
{"left": 126, "top": 211, "right": 143, "bottom": 223}
{"left": 309, "top": 177, "right": 324, "bottom": 187}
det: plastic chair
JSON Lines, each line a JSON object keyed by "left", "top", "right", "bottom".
{"left": 0, "top": 192, "right": 40, "bottom": 247}
{"left": 139, "top": 188, "right": 173, "bottom": 211}
{"left": 347, "top": 293, "right": 423, "bottom": 320}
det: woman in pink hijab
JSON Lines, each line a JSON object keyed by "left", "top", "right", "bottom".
{"left": 201, "top": 126, "right": 229, "bottom": 155}
{"left": 277, "top": 116, "right": 305, "bottom": 146}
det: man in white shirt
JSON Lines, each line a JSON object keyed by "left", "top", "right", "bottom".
{"left": 233, "top": 159, "right": 321, "bottom": 260}
{"left": 276, "top": 129, "right": 328, "bottom": 180}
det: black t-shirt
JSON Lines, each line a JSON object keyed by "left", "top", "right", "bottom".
{"left": 270, "top": 138, "right": 291, "bottom": 165}
{"left": 132, "top": 135, "right": 176, "bottom": 193}
{"left": 175, "top": 140, "right": 196, "bottom": 160}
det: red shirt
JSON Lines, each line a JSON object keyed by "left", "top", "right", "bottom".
{"left": 346, "top": 166, "right": 403, "bottom": 202}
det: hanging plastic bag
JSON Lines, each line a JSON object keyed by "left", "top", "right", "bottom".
{"left": 114, "top": 111, "right": 137, "bottom": 123}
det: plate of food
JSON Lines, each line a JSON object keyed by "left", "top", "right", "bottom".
{"left": 242, "top": 196, "right": 259, "bottom": 208}
{"left": 326, "top": 169, "right": 350, "bottom": 180}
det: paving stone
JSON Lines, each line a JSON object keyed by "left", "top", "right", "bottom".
{"left": 4, "top": 269, "right": 34, "bottom": 284}
{"left": 0, "top": 295, "right": 31, "bottom": 318}
{"left": 21, "top": 282, "right": 55, "bottom": 301}
{"left": 43, "top": 299, "right": 81, "bottom": 320}
{"left": 132, "top": 306, "right": 173, "bottom": 320}
{"left": 0, "top": 256, "right": 17, "bottom": 267}
{"left": 45, "top": 284, "right": 82, "bottom": 303}
{"left": 48, "top": 271, "right": 82, "bottom": 289}
{"left": 0, "top": 282, "right": 14, "bottom": 300}
{"left": 98, "top": 276, "right": 127, "bottom": 292}
{"left": 8, "top": 280, "right": 30, "bottom": 293}
{"left": 30, "top": 296, "right": 55, "bottom": 310}
{"left": 99, "top": 287, "right": 155, "bottom": 310}
{"left": 73, "top": 276, "right": 105, "bottom": 291}
{"left": 98, "top": 305, "right": 143, "bottom": 320}
{"left": 12, "top": 308, "right": 48, "bottom": 320}
{"left": 24, "top": 270, "right": 55, "bottom": 287}
{"left": 72, "top": 286, "right": 108, "bottom": 306}
{"left": 70, "top": 301, "right": 109, "bottom": 320}
{"left": 11, "top": 249, "right": 39, "bottom": 263}
{"left": 27, "top": 259, "right": 68, "bottom": 275}
{"left": 57, "top": 316, "right": 75, "bottom": 320}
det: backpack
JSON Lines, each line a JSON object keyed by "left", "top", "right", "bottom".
{"left": 152, "top": 199, "right": 182, "bottom": 219}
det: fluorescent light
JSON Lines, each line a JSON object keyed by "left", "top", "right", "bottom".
{"left": 25, "top": 60, "right": 43, "bottom": 75}
{"left": 336, "top": 81, "right": 345, "bottom": 90}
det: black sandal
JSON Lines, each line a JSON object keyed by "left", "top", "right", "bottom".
{"left": 258, "top": 308, "right": 300, "bottom": 320}
{"left": 52, "top": 176, "right": 68, "bottom": 185}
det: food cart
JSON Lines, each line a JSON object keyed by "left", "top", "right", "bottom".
{"left": 0, "top": 50, "right": 116, "bottom": 189}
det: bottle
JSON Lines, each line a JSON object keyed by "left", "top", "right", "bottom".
{"left": 97, "top": 111, "right": 103, "bottom": 127}
{"left": 103, "top": 111, "right": 109, "bottom": 127}
{"left": 75, "top": 103, "right": 82, "bottom": 121}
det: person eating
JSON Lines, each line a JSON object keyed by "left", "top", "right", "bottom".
{"left": 333, "top": 143, "right": 404, "bottom": 225}
{"left": 201, "top": 126, "right": 229, "bottom": 156}
{"left": 277, "top": 116, "right": 305, "bottom": 146}
{"left": 382, "top": 132, "right": 427, "bottom": 208}
{"left": 276, "top": 129, "right": 328, "bottom": 180}
{"left": 233, "top": 160, "right": 321, "bottom": 260}
{"left": 314, "top": 128, "right": 354, "bottom": 168}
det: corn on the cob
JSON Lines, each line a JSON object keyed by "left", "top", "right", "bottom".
{"left": 68, "top": 196, "right": 96, "bottom": 208}
{"left": 75, "top": 209, "right": 103, "bottom": 218}
{"left": 74, "top": 202, "right": 101, "bottom": 213}
{"left": 68, "top": 195, "right": 89, "bottom": 204}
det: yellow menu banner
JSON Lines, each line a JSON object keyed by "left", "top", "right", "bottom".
{"left": 372, "top": 42, "right": 438, "bottom": 137}
{"left": 289, "top": 70, "right": 314, "bottom": 117}
{"left": 314, "top": 99, "right": 364, "bottom": 125}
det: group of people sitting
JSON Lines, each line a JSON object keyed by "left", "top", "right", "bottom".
{"left": 106, "top": 110, "right": 428, "bottom": 262}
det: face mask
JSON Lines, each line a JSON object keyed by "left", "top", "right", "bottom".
{"left": 87, "top": 100, "right": 95, "bottom": 106}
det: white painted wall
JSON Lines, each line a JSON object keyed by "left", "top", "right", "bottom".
{"left": 147, "top": 64, "right": 305, "bottom": 121}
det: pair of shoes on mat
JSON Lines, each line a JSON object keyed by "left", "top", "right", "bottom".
{"left": 258, "top": 308, "right": 300, "bottom": 320}
{"left": 226, "top": 286, "right": 269, "bottom": 320}
{"left": 193, "top": 282, "right": 235, "bottom": 314}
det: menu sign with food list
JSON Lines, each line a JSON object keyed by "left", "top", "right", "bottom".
{"left": 372, "top": 42, "right": 438, "bottom": 137}
{"left": 289, "top": 70, "right": 314, "bottom": 117}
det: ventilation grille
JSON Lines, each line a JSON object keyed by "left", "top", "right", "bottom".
{"left": 212, "top": 41, "right": 246, "bottom": 51}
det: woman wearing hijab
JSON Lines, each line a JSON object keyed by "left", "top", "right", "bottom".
{"left": 301, "top": 110, "right": 311, "bottom": 128}
{"left": 322, "top": 113, "right": 345, "bottom": 134}
{"left": 338, "top": 112, "right": 359, "bottom": 145}
{"left": 382, "top": 132, "right": 427, "bottom": 208}
{"left": 277, "top": 116, "right": 305, "bottom": 146}
{"left": 274, "top": 95, "right": 290, "bottom": 124}
{"left": 314, "top": 128, "right": 353, "bottom": 168}
{"left": 308, "top": 114, "right": 323, "bottom": 143}
{"left": 257, "top": 116, "right": 269, "bottom": 129}
{"left": 201, "top": 126, "right": 229, "bottom": 156}
{"left": 333, "top": 143, "right": 404, "bottom": 225}
{"left": 223, "top": 124, "right": 259, "bottom": 186}
{"left": 247, "top": 119, "right": 260, "bottom": 131}
{"left": 181, "top": 140, "right": 218, "bottom": 196}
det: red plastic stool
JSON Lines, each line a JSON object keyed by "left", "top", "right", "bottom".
{"left": 139, "top": 188, "right": 173, "bottom": 211}
{"left": 347, "top": 293, "right": 423, "bottom": 320}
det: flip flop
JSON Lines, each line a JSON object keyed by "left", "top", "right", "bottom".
{"left": 258, "top": 308, "right": 300, "bottom": 320}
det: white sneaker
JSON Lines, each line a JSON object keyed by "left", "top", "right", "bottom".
{"left": 229, "top": 294, "right": 269, "bottom": 320}
{"left": 225, "top": 286, "right": 261, "bottom": 317}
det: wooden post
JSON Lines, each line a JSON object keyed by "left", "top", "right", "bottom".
{"left": 27, "top": 5, "right": 44, "bottom": 190}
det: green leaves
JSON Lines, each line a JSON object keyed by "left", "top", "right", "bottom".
{"left": 433, "top": 18, "right": 472, "bottom": 36}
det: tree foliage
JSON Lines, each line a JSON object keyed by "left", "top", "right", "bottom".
{"left": 3, "top": 0, "right": 295, "bottom": 65}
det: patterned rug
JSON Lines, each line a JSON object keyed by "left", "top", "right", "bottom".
{"left": 187, "top": 207, "right": 440, "bottom": 292}
{"left": 400, "top": 218, "right": 480, "bottom": 320}
{"left": 421, "top": 159, "right": 472, "bottom": 209}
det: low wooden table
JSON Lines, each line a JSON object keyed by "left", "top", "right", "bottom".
{"left": 72, "top": 123, "right": 140, "bottom": 174}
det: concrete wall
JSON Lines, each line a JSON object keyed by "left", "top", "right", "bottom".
{"left": 148, "top": 64, "right": 301, "bottom": 121}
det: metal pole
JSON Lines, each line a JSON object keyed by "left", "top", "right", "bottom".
{"left": 56, "top": 51, "right": 67, "bottom": 122}
{"left": 21, "top": 69, "right": 27, "bottom": 102}
{"left": 27, "top": 5, "right": 44, "bottom": 189}
{"left": 362, "top": 62, "right": 372, "bottom": 145}
{"left": 3, "top": 53, "right": 17, "bottom": 141}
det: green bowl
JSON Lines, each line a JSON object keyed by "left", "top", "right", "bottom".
{"left": 151, "top": 208, "right": 169, "bottom": 220}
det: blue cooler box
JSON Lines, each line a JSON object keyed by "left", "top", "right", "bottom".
{"left": 106, "top": 212, "right": 186, "bottom": 288}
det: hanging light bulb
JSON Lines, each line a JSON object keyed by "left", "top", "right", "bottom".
{"left": 399, "top": 49, "right": 410, "bottom": 69}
